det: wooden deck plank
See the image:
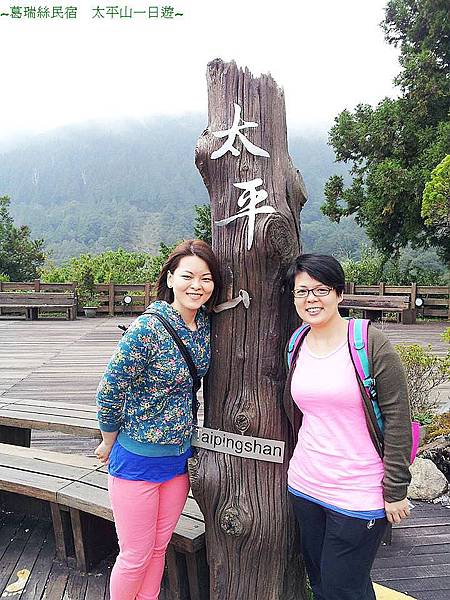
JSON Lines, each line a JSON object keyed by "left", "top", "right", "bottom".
{"left": 0, "top": 411, "right": 100, "bottom": 437}
{"left": 20, "top": 530, "right": 56, "bottom": 600}
{"left": 0, "top": 514, "right": 115, "bottom": 600}
{"left": 372, "top": 502, "right": 450, "bottom": 599}
{"left": 84, "top": 571, "right": 108, "bottom": 600}
{"left": 0, "top": 399, "right": 98, "bottom": 413}
{"left": 0, "top": 516, "right": 35, "bottom": 594}
{"left": 41, "top": 561, "right": 69, "bottom": 599}
{"left": 62, "top": 569, "right": 89, "bottom": 599}
{"left": 0, "top": 452, "right": 96, "bottom": 481}
{"left": 0, "top": 513, "right": 25, "bottom": 562}
{"left": 0, "top": 444, "right": 101, "bottom": 470}
{"left": 0, "top": 520, "right": 50, "bottom": 599}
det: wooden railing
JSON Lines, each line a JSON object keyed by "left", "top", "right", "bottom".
{"left": 0, "top": 280, "right": 155, "bottom": 316}
{"left": 344, "top": 283, "right": 450, "bottom": 320}
{"left": 1, "top": 280, "right": 449, "bottom": 319}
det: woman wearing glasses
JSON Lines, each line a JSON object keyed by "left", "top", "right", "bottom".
{"left": 284, "top": 254, "right": 412, "bottom": 600}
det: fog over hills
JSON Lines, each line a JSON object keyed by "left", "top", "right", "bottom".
{"left": 0, "top": 115, "right": 367, "bottom": 261}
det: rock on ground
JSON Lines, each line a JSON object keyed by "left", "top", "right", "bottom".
{"left": 408, "top": 457, "right": 448, "bottom": 501}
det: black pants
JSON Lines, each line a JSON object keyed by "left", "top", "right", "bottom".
{"left": 290, "top": 493, "right": 387, "bottom": 600}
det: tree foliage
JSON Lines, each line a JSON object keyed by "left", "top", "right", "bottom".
{"left": 323, "top": 0, "right": 450, "bottom": 261}
{"left": 41, "top": 244, "right": 176, "bottom": 286}
{"left": 0, "top": 195, "right": 46, "bottom": 280}
{"left": 394, "top": 343, "right": 450, "bottom": 422}
{"left": 193, "top": 204, "right": 212, "bottom": 245}
{"left": 341, "top": 245, "right": 449, "bottom": 286}
{"left": 421, "top": 154, "right": 450, "bottom": 235}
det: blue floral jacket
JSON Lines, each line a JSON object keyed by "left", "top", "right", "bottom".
{"left": 96, "top": 300, "right": 210, "bottom": 456}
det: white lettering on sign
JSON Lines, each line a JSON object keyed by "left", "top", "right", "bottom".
{"left": 215, "top": 178, "right": 276, "bottom": 250}
{"left": 192, "top": 426, "right": 285, "bottom": 464}
{"left": 211, "top": 103, "right": 270, "bottom": 159}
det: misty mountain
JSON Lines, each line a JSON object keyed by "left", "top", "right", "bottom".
{"left": 0, "top": 115, "right": 366, "bottom": 261}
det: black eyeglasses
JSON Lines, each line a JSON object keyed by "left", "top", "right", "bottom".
{"left": 292, "top": 286, "right": 333, "bottom": 299}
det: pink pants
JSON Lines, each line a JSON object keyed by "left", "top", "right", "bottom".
{"left": 108, "top": 473, "right": 189, "bottom": 600}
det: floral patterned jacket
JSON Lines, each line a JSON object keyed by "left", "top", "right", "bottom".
{"left": 96, "top": 300, "right": 210, "bottom": 456}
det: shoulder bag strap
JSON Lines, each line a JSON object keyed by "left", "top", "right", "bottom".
{"left": 145, "top": 309, "right": 201, "bottom": 422}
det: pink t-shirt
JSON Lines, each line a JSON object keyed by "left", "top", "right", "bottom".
{"left": 287, "top": 338, "right": 385, "bottom": 511}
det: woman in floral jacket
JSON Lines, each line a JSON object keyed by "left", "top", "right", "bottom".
{"left": 95, "top": 240, "right": 221, "bottom": 600}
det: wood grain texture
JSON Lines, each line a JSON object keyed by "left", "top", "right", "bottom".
{"left": 191, "top": 59, "right": 307, "bottom": 600}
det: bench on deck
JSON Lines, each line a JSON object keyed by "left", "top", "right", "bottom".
{"left": 0, "top": 291, "right": 77, "bottom": 320}
{"left": 0, "top": 397, "right": 100, "bottom": 447}
{"left": 340, "top": 294, "right": 416, "bottom": 324}
{"left": 0, "top": 399, "right": 207, "bottom": 598}
{"left": 0, "top": 444, "right": 207, "bottom": 600}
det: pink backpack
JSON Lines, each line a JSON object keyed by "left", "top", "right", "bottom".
{"left": 287, "top": 319, "right": 420, "bottom": 464}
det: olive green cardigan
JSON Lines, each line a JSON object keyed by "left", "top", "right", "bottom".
{"left": 283, "top": 324, "right": 412, "bottom": 503}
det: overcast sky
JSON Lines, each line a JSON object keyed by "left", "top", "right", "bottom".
{"left": 0, "top": 0, "right": 399, "bottom": 140}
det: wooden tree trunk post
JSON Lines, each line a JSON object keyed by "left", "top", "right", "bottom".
{"left": 190, "top": 59, "right": 308, "bottom": 599}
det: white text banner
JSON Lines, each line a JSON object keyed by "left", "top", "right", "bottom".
{"left": 192, "top": 426, "right": 285, "bottom": 464}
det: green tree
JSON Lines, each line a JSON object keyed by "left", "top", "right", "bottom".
{"left": 193, "top": 204, "right": 212, "bottom": 245}
{"left": 322, "top": 0, "right": 450, "bottom": 262}
{"left": 421, "top": 154, "right": 450, "bottom": 238}
{"left": 341, "top": 245, "right": 448, "bottom": 286}
{"left": 0, "top": 195, "right": 46, "bottom": 280}
{"left": 41, "top": 244, "right": 177, "bottom": 285}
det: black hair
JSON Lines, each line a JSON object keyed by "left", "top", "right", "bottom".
{"left": 156, "top": 239, "right": 222, "bottom": 311}
{"left": 286, "top": 254, "right": 345, "bottom": 295}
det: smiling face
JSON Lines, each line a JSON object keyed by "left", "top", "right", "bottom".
{"left": 167, "top": 255, "right": 214, "bottom": 317}
{"left": 293, "top": 271, "right": 343, "bottom": 328}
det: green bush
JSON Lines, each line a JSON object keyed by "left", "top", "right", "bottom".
{"left": 341, "top": 245, "right": 448, "bottom": 285}
{"left": 394, "top": 343, "right": 450, "bottom": 422}
{"left": 40, "top": 244, "right": 176, "bottom": 286}
{"left": 0, "top": 273, "right": 9, "bottom": 282}
{"left": 424, "top": 412, "right": 450, "bottom": 443}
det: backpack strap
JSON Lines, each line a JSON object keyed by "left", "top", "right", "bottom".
{"left": 287, "top": 324, "right": 311, "bottom": 369}
{"left": 348, "top": 319, "right": 384, "bottom": 435}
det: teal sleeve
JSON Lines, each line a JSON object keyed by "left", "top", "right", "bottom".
{"left": 96, "top": 317, "right": 153, "bottom": 431}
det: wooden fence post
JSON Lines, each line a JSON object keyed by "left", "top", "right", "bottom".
{"left": 379, "top": 282, "right": 385, "bottom": 295}
{"left": 410, "top": 282, "right": 417, "bottom": 306}
{"left": 190, "top": 59, "right": 307, "bottom": 599}
{"left": 108, "top": 283, "right": 115, "bottom": 316}
{"left": 144, "top": 282, "right": 151, "bottom": 309}
{"left": 34, "top": 279, "right": 41, "bottom": 292}
{"left": 447, "top": 286, "right": 450, "bottom": 321}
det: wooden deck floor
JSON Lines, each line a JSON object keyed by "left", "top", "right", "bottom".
{"left": 0, "top": 511, "right": 112, "bottom": 599}
{"left": 1, "top": 317, "right": 448, "bottom": 420}
{"left": 1, "top": 507, "right": 449, "bottom": 600}
{"left": 373, "top": 501, "right": 450, "bottom": 600}
{"left": 0, "top": 510, "right": 187, "bottom": 599}
{"left": 0, "top": 316, "right": 449, "bottom": 599}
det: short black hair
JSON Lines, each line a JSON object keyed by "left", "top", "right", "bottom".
{"left": 286, "top": 254, "right": 345, "bottom": 295}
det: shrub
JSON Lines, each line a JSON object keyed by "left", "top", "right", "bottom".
{"left": 394, "top": 343, "right": 450, "bottom": 423}
{"left": 341, "top": 245, "right": 449, "bottom": 285}
{"left": 424, "top": 413, "right": 450, "bottom": 444}
{"left": 40, "top": 244, "right": 176, "bottom": 285}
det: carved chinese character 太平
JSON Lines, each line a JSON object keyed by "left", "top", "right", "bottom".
{"left": 211, "top": 103, "right": 270, "bottom": 160}
{"left": 215, "top": 178, "right": 276, "bottom": 250}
